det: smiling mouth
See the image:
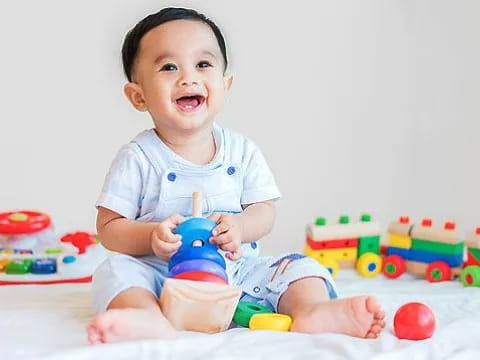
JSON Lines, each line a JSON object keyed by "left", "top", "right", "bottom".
{"left": 175, "top": 95, "right": 206, "bottom": 112}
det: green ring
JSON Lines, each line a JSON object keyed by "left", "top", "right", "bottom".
{"left": 233, "top": 301, "right": 273, "bottom": 327}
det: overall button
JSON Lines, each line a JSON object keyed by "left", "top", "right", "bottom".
{"left": 227, "top": 166, "right": 236, "bottom": 175}
{"left": 253, "top": 286, "right": 261, "bottom": 293}
{"left": 167, "top": 172, "right": 177, "bottom": 182}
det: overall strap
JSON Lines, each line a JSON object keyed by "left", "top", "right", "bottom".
{"left": 132, "top": 130, "right": 173, "bottom": 177}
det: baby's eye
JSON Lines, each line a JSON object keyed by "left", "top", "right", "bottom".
{"left": 160, "top": 63, "right": 177, "bottom": 72}
{"left": 197, "top": 61, "right": 212, "bottom": 69}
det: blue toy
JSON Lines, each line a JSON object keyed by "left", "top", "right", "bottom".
{"left": 167, "top": 192, "right": 228, "bottom": 284}
{"left": 169, "top": 217, "right": 226, "bottom": 271}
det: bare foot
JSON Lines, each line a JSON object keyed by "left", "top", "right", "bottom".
{"left": 290, "top": 296, "right": 385, "bottom": 338}
{"left": 87, "top": 308, "right": 179, "bottom": 344}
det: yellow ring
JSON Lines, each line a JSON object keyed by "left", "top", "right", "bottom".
{"left": 249, "top": 313, "right": 292, "bottom": 331}
{"left": 356, "top": 253, "right": 382, "bottom": 278}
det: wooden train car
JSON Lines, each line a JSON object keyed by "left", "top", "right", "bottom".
{"left": 382, "top": 217, "right": 480, "bottom": 286}
{"left": 304, "top": 214, "right": 382, "bottom": 278}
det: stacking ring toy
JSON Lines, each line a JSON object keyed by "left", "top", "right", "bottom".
{"left": 169, "top": 217, "right": 226, "bottom": 270}
{"left": 0, "top": 211, "right": 51, "bottom": 235}
{"left": 168, "top": 259, "right": 228, "bottom": 281}
{"left": 233, "top": 301, "right": 272, "bottom": 328}
{"left": 249, "top": 313, "right": 292, "bottom": 331}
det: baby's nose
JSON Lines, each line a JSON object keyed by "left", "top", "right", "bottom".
{"left": 180, "top": 79, "right": 199, "bottom": 86}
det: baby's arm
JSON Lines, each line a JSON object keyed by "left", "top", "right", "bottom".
{"left": 97, "top": 206, "right": 184, "bottom": 261}
{"left": 208, "top": 200, "right": 276, "bottom": 260}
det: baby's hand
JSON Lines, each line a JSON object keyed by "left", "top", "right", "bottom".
{"left": 151, "top": 213, "right": 185, "bottom": 261}
{"left": 208, "top": 213, "right": 244, "bottom": 261}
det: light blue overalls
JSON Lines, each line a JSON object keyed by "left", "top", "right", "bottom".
{"left": 92, "top": 126, "right": 338, "bottom": 314}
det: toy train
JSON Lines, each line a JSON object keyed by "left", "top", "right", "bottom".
{"left": 0, "top": 210, "right": 107, "bottom": 285}
{"left": 304, "top": 214, "right": 480, "bottom": 287}
{"left": 383, "top": 217, "right": 480, "bottom": 286}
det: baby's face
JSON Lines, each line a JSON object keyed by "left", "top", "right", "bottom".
{"left": 128, "top": 20, "right": 231, "bottom": 133}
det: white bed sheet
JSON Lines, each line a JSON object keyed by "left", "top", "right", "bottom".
{"left": 1, "top": 270, "right": 479, "bottom": 360}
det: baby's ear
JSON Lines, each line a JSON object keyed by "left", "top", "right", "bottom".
{"left": 124, "top": 82, "right": 148, "bottom": 112}
{"left": 223, "top": 73, "right": 233, "bottom": 92}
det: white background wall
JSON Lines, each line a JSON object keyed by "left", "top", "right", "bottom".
{"left": 0, "top": 0, "right": 478, "bottom": 255}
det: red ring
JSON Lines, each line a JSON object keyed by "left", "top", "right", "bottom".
{"left": 174, "top": 271, "right": 228, "bottom": 284}
{"left": 0, "top": 211, "right": 51, "bottom": 234}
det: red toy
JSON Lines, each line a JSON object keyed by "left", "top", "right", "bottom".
{"left": 393, "top": 302, "right": 436, "bottom": 340}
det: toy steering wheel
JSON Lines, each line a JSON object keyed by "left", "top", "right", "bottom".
{"left": 0, "top": 211, "right": 51, "bottom": 235}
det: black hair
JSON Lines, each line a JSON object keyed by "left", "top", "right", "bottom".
{"left": 121, "top": 7, "right": 228, "bottom": 82}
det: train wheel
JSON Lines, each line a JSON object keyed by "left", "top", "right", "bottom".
{"left": 356, "top": 253, "right": 382, "bottom": 278}
{"left": 460, "top": 266, "right": 480, "bottom": 287}
{"left": 382, "top": 255, "right": 406, "bottom": 279}
{"left": 426, "top": 261, "right": 452, "bottom": 282}
{"left": 321, "top": 259, "right": 339, "bottom": 278}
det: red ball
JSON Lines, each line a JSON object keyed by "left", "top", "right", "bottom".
{"left": 394, "top": 302, "right": 435, "bottom": 340}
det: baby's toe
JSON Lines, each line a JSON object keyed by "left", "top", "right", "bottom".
{"left": 87, "top": 324, "right": 103, "bottom": 345}
{"left": 365, "top": 296, "right": 381, "bottom": 314}
{"left": 374, "top": 310, "right": 386, "bottom": 320}
{"left": 371, "top": 324, "right": 383, "bottom": 334}
{"left": 374, "top": 319, "right": 386, "bottom": 328}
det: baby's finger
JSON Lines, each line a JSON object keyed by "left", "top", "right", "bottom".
{"left": 210, "top": 233, "right": 232, "bottom": 245}
{"left": 167, "top": 213, "right": 186, "bottom": 228}
{"left": 226, "top": 249, "right": 243, "bottom": 261}
{"left": 165, "top": 232, "right": 182, "bottom": 244}
{"left": 212, "top": 222, "right": 229, "bottom": 237}
{"left": 160, "top": 240, "right": 182, "bottom": 254}
{"left": 153, "top": 228, "right": 181, "bottom": 243}
{"left": 219, "top": 241, "right": 239, "bottom": 253}
{"left": 208, "top": 213, "right": 222, "bottom": 224}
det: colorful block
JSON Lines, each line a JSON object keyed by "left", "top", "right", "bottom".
{"left": 386, "top": 247, "right": 463, "bottom": 267}
{"left": 306, "top": 236, "right": 358, "bottom": 250}
{"left": 410, "top": 220, "right": 460, "bottom": 244}
{"left": 465, "top": 247, "right": 480, "bottom": 266}
{"left": 310, "top": 247, "right": 358, "bottom": 262}
{"left": 411, "top": 238, "right": 464, "bottom": 256}
{"left": 6, "top": 258, "right": 33, "bottom": 274}
{"left": 307, "top": 215, "right": 380, "bottom": 241}
{"left": 358, "top": 235, "right": 380, "bottom": 256}
{"left": 388, "top": 234, "right": 412, "bottom": 249}
{"left": 387, "top": 216, "right": 413, "bottom": 237}
{"left": 465, "top": 228, "right": 480, "bottom": 249}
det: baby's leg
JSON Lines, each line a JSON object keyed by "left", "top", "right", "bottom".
{"left": 87, "top": 287, "right": 178, "bottom": 344}
{"left": 278, "top": 277, "right": 385, "bottom": 338}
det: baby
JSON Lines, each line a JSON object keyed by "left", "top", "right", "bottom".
{"left": 87, "top": 7, "right": 385, "bottom": 344}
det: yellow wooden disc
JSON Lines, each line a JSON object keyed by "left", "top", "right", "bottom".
{"left": 249, "top": 313, "right": 292, "bottom": 331}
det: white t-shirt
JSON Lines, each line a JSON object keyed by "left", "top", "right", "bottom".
{"left": 96, "top": 123, "right": 281, "bottom": 254}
